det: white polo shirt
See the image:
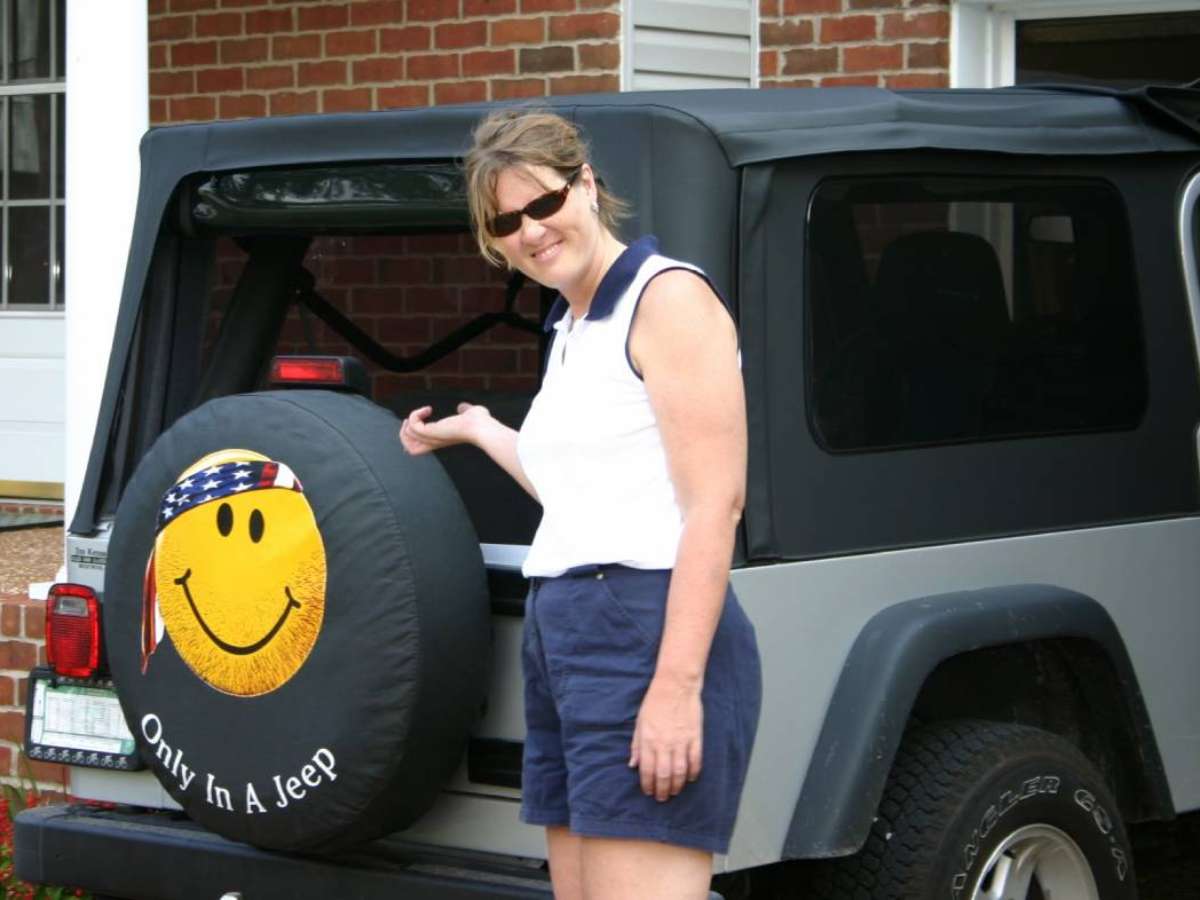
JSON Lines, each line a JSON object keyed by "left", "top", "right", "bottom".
{"left": 517, "top": 236, "right": 715, "bottom": 578}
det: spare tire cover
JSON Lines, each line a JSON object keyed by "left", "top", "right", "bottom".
{"left": 105, "top": 390, "right": 490, "bottom": 852}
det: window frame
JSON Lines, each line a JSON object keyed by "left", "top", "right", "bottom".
{"left": 0, "top": 0, "right": 65, "bottom": 312}
{"left": 1179, "top": 168, "right": 1200, "bottom": 385}
{"left": 741, "top": 151, "right": 1200, "bottom": 563}
{"left": 804, "top": 172, "right": 1148, "bottom": 455}
{"left": 950, "top": 0, "right": 1200, "bottom": 88}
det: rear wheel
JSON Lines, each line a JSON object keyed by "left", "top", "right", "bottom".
{"left": 792, "top": 719, "right": 1137, "bottom": 899}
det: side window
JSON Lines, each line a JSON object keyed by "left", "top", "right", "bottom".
{"left": 807, "top": 177, "right": 1146, "bottom": 451}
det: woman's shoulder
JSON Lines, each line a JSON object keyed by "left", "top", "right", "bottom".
{"left": 638, "top": 243, "right": 704, "bottom": 275}
{"left": 635, "top": 246, "right": 723, "bottom": 313}
{"left": 629, "top": 267, "right": 739, "bottom": 378}
{"left": 630, "top": 241, "right": 711, "bottom": 298}
{"left": 638, "top": 267, "right": 722, "bottom": 315}
{"left": 616, "top": 237, "right": 728, "bottom": 330}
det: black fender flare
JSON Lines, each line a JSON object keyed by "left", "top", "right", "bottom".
{"left": 783, "top": 583, "right": 1172, "bottom": 859}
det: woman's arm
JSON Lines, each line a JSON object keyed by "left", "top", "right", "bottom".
{"left": 626, "top": 269, "right": 746, "bottom": 803}
{"left": 400, "top": 403, "right": 539, "bottom": 500}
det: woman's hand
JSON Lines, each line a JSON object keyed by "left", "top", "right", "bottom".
{"left": 629, "top": 675, "right": 703, "bottom": 801}
{"left": 399, "top": 402, "right": 491, "bottom": 455}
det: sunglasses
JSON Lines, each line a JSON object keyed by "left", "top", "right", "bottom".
{"left": 487, "top": 168, "right": 581, "bottom": 238}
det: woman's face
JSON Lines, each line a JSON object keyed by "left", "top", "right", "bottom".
{"left": 490, "top": 163, "right": 601, "bottom": 293}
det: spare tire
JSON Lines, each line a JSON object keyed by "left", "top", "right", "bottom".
{"left": 104, "top": 390, "right": 490, "bottom": 852}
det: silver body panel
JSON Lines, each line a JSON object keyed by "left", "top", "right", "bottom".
{"left": 412, "top": 518, "right": 1200, "bottom": 869}
{"left": 68, "top": 516, "right": 1200, "bottom": 871}
{"left": 71, "top": 767, "right": 181, "bottom": 810}
{"left": 727, "top": 517, "right": 1200, "bottom": 866}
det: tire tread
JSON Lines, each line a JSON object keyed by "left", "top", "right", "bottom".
{"left": 796, "top": 719, "right": 1117, "bottom": 898}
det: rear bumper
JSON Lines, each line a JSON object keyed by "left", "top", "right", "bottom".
{"left": 15, "top": 804, "right": 555, "bottom": 899}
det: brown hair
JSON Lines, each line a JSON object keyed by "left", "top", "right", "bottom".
{"left": 464, "top": 109, "right": 629, "bottom": 267}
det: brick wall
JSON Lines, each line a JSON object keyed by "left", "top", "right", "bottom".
{"left": 759, "top": 0, "right": 949, "bottom": 89}
{"left": 0, "top": 507, "right": 62, "bottom": 793}
{"left": 0, "top": 597, "right": 63, "bottom": 794}
{"left": 149, "top": 0, "right": 622, "bottom": 125}
{"left": 0, "top": 503, "right": 63, "bottom": 519}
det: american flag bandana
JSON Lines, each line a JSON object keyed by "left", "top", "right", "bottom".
{"left": 156, "top": 460, "right": 303, "bottom": 533}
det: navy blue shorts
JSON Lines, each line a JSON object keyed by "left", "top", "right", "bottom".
{"left": 519, "top": 565, "right": 761, "bottom": 854}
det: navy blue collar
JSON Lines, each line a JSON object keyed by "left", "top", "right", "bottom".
{"left": 542, "top": 236, "right": 660, "bottom": 332}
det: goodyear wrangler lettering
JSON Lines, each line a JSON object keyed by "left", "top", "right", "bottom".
{"left": 141, "top": 713, "right": 337, "bottom": 814}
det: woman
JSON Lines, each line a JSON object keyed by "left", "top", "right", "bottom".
{"left": 400, "top": 109, "right": 761, "bottom": 900}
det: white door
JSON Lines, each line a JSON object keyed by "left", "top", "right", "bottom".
{"left": 0, "top": 314, "right": 64, "bottom": 494}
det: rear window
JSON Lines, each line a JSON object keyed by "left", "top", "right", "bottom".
{"left": 205, "top": 232, "right": 544, "bottom": 403}
{"left": 198, "top": 229, "right": 549, "bottom": 547}
{"left": 807, "top": 177, "right": 1146, "bottom": 451}
{"left": 178, "top": 162, "right": 552, "bottom": 546}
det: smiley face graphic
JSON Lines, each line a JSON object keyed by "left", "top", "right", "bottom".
{"left": 144, "top": 449, "right": 327, "bottom": 697}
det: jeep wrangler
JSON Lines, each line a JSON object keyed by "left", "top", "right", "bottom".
{"left": 14, "top": 85, "right": 1200, "bottom": 899}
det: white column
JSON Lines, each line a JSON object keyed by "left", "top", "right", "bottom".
{"left": 950, "top": 1, "right": 1010, "bottom": 88}
{"left": 64, "top": 0, "right": 148, "bottom": 526}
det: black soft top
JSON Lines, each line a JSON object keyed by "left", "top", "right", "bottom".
{"left": 71, "top": 85, "right": 1200, "bottom": 535}
{"left": 147, "top": 85, "right": 1200, "bottom": 174}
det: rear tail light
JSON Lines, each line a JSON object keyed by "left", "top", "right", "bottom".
{"left": 46, "top": 584, "right": 102, "bottom": 678}
{"left": 269, "top": 355, "right": 369, "bottom": 395}
{"left": 271, "top": 356, "right": 346, "bottom": 385}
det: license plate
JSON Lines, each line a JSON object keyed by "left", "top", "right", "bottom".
{"left": 24, "top": 667, "right": 142, "bottom": 770}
